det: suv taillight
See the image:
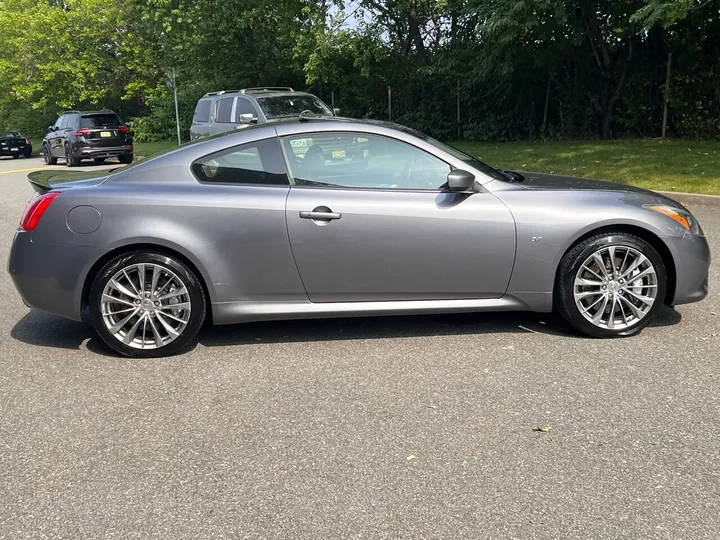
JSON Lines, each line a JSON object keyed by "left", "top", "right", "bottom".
{"left": 74, "top": 128, "right": 92, "bottom": 135}
{"left": 118, "top": 126, "right": 129, "bottom": 133}
{"left": 25, "top": 138, "right": 31, "bottom": 145}
{"left": 20, "top": 192, "right": 60, "bottom": 232}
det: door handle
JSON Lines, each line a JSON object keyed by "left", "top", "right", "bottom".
{"left": 300, "top": 211, "right": 342, "bottom": 220}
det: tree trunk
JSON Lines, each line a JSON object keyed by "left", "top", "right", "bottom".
{"left": 662, "top": 51, "right": 672, "bottom": 138}
{"left": 541, "top": 75, "right": 551, "bottom": 138}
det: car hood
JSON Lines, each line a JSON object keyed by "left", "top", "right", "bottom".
{"left": 512, "top": 170, "right": 686, "bottom": 207}
{"left": 28, "top": 169, "right": 112, "bottom": 193}
{"left": 516, "top": 171, "right": 650, "bottom": 193}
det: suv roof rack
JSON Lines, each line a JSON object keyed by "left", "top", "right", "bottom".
{"left": 241, "top": 87, "right": 294, "bottom": 93}
{"left": 202, "top": 90, "right": 241, "bottom": 98}
{"left": 62, "top": 108, "right": 115, "bottom": 114}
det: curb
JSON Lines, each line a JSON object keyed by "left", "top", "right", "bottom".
{"left": 658, "top": 190, "right": 720, "bottom": 208}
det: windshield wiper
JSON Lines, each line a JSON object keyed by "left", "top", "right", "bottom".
{"left": 500, "top": 169, "right": 525, "bottom": 183}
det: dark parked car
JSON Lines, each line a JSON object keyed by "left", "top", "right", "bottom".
{"left": 42, "top": 110, "right": 133, "bottom": 167}
{"left": 0, "top": 131, "right": 32, "bottom": 159}
{"left": 9, "top": 117, "right": 710, "bottom": 358}
{"left": 190, "top": 87, "right": 338, "bottom": 140}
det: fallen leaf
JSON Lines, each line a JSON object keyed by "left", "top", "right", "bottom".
{"left": 711, "top": 311, "right": 717, "bottom": 316}
{"left": 533, "top": 426, "right": 552, "bottom": 432}
{"left": 502, "top": 345, "right": 515, "bottom": 350}
{"left": 427, "top": 405, "right": 437, "bottom": 409}
{"left": 407, "top": 455, "right": 417, "bottom": 461}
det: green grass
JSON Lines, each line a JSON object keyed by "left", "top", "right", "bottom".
{"left": 136, "top": 138, "right": 720, "bottom": 195}
{"left": 454, "top": 139, "right": 720, "bottom": 195}
{"left": 133, "top": 140, "right": 178, "bottom": 158}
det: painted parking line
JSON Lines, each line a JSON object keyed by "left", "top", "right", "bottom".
{"left": 0, "top": 166, "right": 64, "bottom": 176}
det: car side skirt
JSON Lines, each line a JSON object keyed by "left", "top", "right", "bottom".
{"left": 211, "top": 294, "right": 550, "bottom": 325}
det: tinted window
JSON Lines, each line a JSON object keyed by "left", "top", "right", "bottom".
{"left": 281, "top": 133, "right": 451, "bottom": 190}
{"left": 256, "top": 95, "right": 332, "bottom": 118}
{"left": 56, "top": 115, "right": 67, "bottom": 129}
{"left": 80, "top": 114, "right": 120, "bottom": 128}
{"left": 235, "top": 97, "right": 257, "bottom": 121}
{"left": 193, "top": 100, "right": 211, "bottom": 123}
{"left": 5, "top": 131, "right": 22, "bottom": 138}
{"left": 216, "top": 97, "right": 234, "bottom": 123}
{"left": 192, "top": 138, "right": 289, "bottom": 185}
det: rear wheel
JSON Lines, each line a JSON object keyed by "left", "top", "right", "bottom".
{"left": 118, "top": 153, "right": 133, "bottom": 164}
{"left": 555, "top": 232, "right": 667, "bottom": 338}
{"left": 89, "top": 252, "right": 207, "bottom": 357}
{"left": 65, "top": 144, "right": 80, "bottom": 167}
{"left": 44, "top": 144, "right": 57, "bottom": 165}
{"left": 23, "top": 150, "right": 32, "bottom": 158}
{"left": 12, "top": 153, "right": 18, "bottom": 159}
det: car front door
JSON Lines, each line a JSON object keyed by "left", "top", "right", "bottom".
{"left": 281, "top": 131, "right": 517, "bottom": 303}
{"left": 50, "top": 115, "right": 66, "bottom": 156}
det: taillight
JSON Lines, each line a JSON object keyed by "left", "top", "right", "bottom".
{"left": 118, "top": 126, "right": 129, "bottom": 133}
{"left": 20, "top": 192, "right": 60, "bottom": 232}
{"left": 74, "top": 128, "right": 92, "bottom": 135}
{"left": 26, "top": 138, "right": 31, "bottom": 145}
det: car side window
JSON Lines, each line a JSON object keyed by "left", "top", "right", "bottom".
{"left": 235, "top": 97, "right": 257, "bottom": 121}
{"left": 280, "top": 132, "right": 451, "bottom": 191}
{"left": 193, "top": 100, "right": 211, "bottom": 123}
{"left": 191, "top": 137, "right": 289, "bottom": 186}
{"left": 56, "top": 115, "right": 67, "bottom": 129}
{"left": 67, "top": 114, "right": 79, "bottom": 130}
{"left": 216, "top": 97, "right": 234, "bottom": 123}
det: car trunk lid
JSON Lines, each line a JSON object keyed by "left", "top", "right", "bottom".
{"left": 28, "top": 169, "right": 111, "bottom": 193}
{"left": 75, "top": 114, "right": 130, "bottom": 148}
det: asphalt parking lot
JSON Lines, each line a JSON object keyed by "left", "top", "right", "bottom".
{"left": 1, "top": 155, "right": 718, "bottom": 539}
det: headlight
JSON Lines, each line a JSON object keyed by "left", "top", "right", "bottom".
{"left": 644, "top": 204, "right": 703, "bottom": 236}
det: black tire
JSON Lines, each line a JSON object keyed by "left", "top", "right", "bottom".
{"left": 93, "top": 157, "right": 106, "bottom": 164}
{"left": 555, "top": 232, "right": 667, "bottom": 338}
{"left": 12, "top": 153, "right": 19, "bottom": 159}
{"left": 88, "top": 252, "right": 207, "bottom": 358}
{"left": 44, "top": 144, "right": 57, "bottom": 165}
{"left": 23, "top": 151, "right": 32, "bottom": 158}
{"left": 65, "top": 144, "right": 80, "bottom": 167}
{"left": 118, "top": 153, "right": 133, "bottom": 164}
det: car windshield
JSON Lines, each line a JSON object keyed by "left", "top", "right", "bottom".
{"left": 417, "top": 135, "right": 510, "bottom": 182}
{"left": 80, "top": 114, "right": 122, "bottom": 128}
{"left": 5, "top": 131, "right": 22, "bottom": 138}
{"left": 256, "top": 95, "right": 332, "bottom": 118}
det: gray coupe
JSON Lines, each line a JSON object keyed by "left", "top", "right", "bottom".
{"left": 8, "top": 118, "right": 710, "bottom": 357}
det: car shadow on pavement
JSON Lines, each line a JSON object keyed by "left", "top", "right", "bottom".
{"left": 10, "top": 305, "right": 682, "bottom": 356}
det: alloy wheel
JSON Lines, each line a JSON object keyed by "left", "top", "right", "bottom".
{"left": 100, "top": 263, "right": 192, "bottom": 350}
{"left": 573, "top": 245, "right": 658, "bottom": 330}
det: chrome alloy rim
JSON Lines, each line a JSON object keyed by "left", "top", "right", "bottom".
{"left": 100, "top": 263, "right": 191, "bottom": 349}
{"left": 573, "top": 246, "right": 658, "bottom": 330}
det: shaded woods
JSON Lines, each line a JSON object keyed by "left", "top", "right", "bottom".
{"left": 1, "top": 0, "right": 719, "bottom": 141}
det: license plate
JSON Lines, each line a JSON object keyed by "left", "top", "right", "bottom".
{"left": 331, "top": 150, "right": 346, "bottom": 158}
{"left": 100, "top": 131, "right": 112, "bottom": 137}
{"left": 10, "top": 147, "right": 18, "bottom": 151}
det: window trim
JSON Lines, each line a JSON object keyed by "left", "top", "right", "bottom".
{"left": 190, "top": 136, "right": 290, "bottom": 188}
{"left": 279, "top": 131, "right": 454, "bottom": 193}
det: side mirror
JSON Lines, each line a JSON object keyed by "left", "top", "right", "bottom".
{"left": 447, "top": 169, "right": 477, "bottom": 193}
{"left": 237, "top": 113, "right": 256, "bottom": 125}
{"left": 333, "top": 108, "right": 341, "bottom": 116}
{"left": 48, "top": 125, "right": 56, "bottom": 132}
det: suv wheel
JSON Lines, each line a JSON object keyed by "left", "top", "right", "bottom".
{"left": 65, "top": 144, "right": 80, "bottom": 167}
{"left": 44, "top": 144, "right": 57, "bottom": 165}
{"left": 118, "top": 153, "right": 133, "bottom": 164}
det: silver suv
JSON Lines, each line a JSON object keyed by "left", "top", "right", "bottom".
{"left": 190, "top": 87, "right": 338, "bottom": 140}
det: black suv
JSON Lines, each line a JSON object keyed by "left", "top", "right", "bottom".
{"left": 43, "top": 110, "right": 133, "bottom": 167}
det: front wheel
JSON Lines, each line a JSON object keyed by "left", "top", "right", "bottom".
{"left": 89, "top": 252, "right": 207, "bottom": 357}
{"left": 555, "top": 232, "right": 667, "bottom": 338}
{"left": 44, "top": 144, "right": 57, "bottom": 165}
